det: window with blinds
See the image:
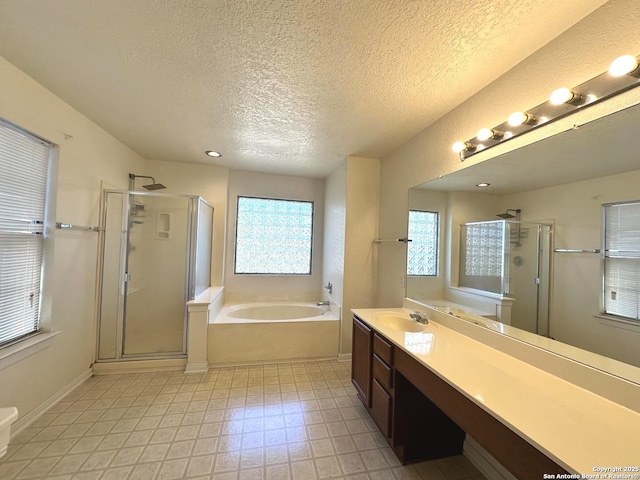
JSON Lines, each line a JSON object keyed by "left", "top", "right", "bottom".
{"left": 603, "top": 201, "right": 640, "bottom": 322}
{"left": 0, "top": 119, "right": 52, "bottom": 347}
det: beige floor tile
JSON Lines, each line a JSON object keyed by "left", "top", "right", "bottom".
{"left": 1, "top": 360, "right": 486, "bottom": 480}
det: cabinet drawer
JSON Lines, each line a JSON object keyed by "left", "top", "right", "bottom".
{"left": 373, "top": 354, "right": 392, "bottom": 390}
{"left": 371, "top": 378, "right": 392, "bottom": 438}
{"left": 373, "top": 333, "right": 393, "bottom": 365}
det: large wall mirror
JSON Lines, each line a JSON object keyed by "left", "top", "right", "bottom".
{"left": 407, "top": 102, "right": 640, "bottom": 385}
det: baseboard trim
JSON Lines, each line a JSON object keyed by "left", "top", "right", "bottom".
{"left": 12, "top": 368, "right": 93, "bottom": 438}
{"left": 185, "top": 362, "right": 209, "bottom": 374}
{"left": 337, "top": 353, "right": 352, "bottom": 362}
{"left": 464, "top": 436, "right": 516, "bottom": 480}
{"left": 209, "top": 356, "right": 337, "bottom": 368}
{"left": 92, "top": 358, "right": 187, "bottom": 375}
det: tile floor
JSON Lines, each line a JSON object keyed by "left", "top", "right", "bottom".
{"left": 0, "top": 360, "right": 486, "bottom": 480}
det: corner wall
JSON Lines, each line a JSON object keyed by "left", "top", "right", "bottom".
{"left": 322, "top": 161, "right": 347, "bottom": 309}
{"left": 341, "top": 156, "right": 380, "bottom": 354}
{"left": 0, "top": 55, "right": 145, "bottom": 420}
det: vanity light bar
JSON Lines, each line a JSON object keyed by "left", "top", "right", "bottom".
{"left": 453, "top": 54, "right": 640, "bottom": 160}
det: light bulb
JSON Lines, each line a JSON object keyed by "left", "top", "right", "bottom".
{"left": 452, "top": 141, "right": 476, "bottom": 154}
{"left": 452, "top": 141, "right": 466, "bottom": 153}
{"left": 205, "top": 150, "right": 222, "bottom": 157}
{"left": 476, "top": 183, "right": 490, "bottom": 188}
{"left": 476, "top": 128, "right": 493, "bottom": 141}
{"left": 609, "top": 55, "right": 639, "bottom": 77}
{"left": 508, "top": 112, "right": 536, "bottom": 127}
{"left": 549, "top": 87, "right": 574, "bottom": 105}
{"left": 477, "top": 128, "right": 504, "bottom": 141}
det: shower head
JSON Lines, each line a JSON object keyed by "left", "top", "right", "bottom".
{"left": 497, "top": 208, "right": 521, "bottom": 220}
{"left": 129, "top": 173, "right": 166, "bottom": 191}
{"left": 142, "top": 182, "right": 166, "bottom": 191}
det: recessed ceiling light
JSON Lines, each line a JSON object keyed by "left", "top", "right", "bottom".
{"left": 476, "top": 183, "right": 490, "bottom": 188}
{"left": 205, "top": 150, "right": 222, "bottom": 157}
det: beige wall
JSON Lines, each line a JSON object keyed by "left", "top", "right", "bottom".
{"left": 341, "top": 156, "right": 380, "bottom": 353}
{"left": 0, "top": 56, "right": 144, "bottom": 417}
{"left": 224, "top": 170, "right": 325, "bottom": 302}
{"left": 377, "top": 0, "right": 640, "bottom": 307}
{"left": 322, "top": 161, "right": 347, "bottom": 308}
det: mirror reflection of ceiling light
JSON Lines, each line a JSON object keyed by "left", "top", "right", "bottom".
{"left": 476, "top": 182, "right": 490, "bottom": 187}
{"left": 609, "top": 54, "right": 640, "bottom": 77}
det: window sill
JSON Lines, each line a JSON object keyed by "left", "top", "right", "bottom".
{"left": 594, "top": 314, "right": 640, "bottom": 333}
{"left": 0, "top": 331, "right": 60, "bottom": 371}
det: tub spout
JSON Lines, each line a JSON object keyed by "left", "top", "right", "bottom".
{"left": 317, "top": 300, "right": 330, "bottom": 306}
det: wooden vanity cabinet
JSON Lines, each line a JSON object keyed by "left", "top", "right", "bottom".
{"left": 351, "top": 316, "right": 372, "bottom": 407}
{"left": 352, "top": 315, "right": 464, "bottom": 464}
{"left": 371, "top": 333, "right": 394, "bottom": 438}
{"left": 352, "top": 314, "right": 568, "bottom": 476}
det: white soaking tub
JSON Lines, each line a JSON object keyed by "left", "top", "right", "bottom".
{"left": 209, "top": 302, "right": 340, "bottom": 364}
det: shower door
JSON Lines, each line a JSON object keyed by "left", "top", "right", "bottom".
{"left": 98, "top": 191, "right": 191, "bottom": 360}
{"left": 505, "top": 222, "right": 551, "bottom": 336}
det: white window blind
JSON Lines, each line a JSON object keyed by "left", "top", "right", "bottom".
{"left": 604, "top": 201, "right": 640, "bottom": 322}
{"left": 0, "top": 120, "right": 51, "bottom": 346}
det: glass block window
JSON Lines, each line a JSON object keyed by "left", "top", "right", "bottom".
{"left": 462, "top": 222, "right": 504, "bottom": 277}
{"left": 603, "top": 201, "right": 640, "bottom": 322}
{"left": 407, "top": 210, "right": 438, "bottom": 276}
{"left": 235, "top": 196, "right": 314, "bottom": 275}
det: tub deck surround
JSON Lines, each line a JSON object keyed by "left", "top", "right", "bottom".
{"left": 186, "top": 286, "right": 225, "bottom": 374}
{"left": 352, "top": 308, "right": 640, "bottom": 475}
{"left": 208, "top": 302, "right": 340, "bottom": 365}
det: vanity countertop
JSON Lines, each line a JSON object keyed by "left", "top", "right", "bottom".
{"left": 352, "top": 307, "right": 640, "bottom": 475}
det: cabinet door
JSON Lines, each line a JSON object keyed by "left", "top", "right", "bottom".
{"left": 352, "top": 316, "right": 372, "bottom": 407}
{"left": 371, "top": 378, "right": 392, "bottom": 438}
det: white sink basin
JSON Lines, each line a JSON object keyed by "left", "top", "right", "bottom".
{"left": 375, "top": 313, "right": 426, "bottom": 332}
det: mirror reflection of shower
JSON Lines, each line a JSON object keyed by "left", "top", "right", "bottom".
{"left": 497, "top": 208, "right": 522, "bottom": 246}
{"left": 459, "top": 219, "right": 552, "bottom": 336}
{"left": 129, "top": 173, "right": 167, "bottom": 191}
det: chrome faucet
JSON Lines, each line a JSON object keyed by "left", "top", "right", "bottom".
{"left": 317, "top": 300, "right": 330, "bottom": 306}
{"left": 409, "top": 311, "right": 429, "bottom": 324}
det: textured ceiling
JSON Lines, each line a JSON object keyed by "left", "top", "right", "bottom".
{"left": 0, "top": 0, "right": 608, "bottom": 177}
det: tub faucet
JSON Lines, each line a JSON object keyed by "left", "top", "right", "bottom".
{"left": 409, "top": 311, "right": 429, "bottom": 325}
{"left": 317, "top": 300, "right": 330, "bottom": 306}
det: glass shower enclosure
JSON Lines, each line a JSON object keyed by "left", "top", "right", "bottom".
{"left": 97, "top": 190, "right": 213, "bottom": 360}
{"left": 459, "top": 220, "right": 552, "bottom": 336}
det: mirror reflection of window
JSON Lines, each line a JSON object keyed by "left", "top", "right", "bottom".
{"left": 407, "top": 210, "right": 438, "bottom": 276}
{"left": 603, "top": 200, "right": 640, "bottom": 322}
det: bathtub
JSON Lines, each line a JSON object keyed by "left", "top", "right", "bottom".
{"left": 208, "top": 302, "right": 340, "bottom": 364}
